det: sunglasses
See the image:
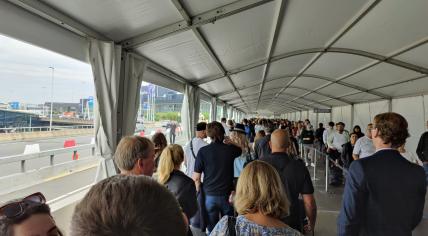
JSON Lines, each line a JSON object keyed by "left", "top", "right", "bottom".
{"left": 0, "top": 192, "right": 46, "bottom": 219}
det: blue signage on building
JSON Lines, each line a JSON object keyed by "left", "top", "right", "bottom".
{"left": 9, "top": 102, "right": 20, "bottom": 110}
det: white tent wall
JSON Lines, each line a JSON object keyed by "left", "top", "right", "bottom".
{"left": 0, "top": 1, "right": 89, "bottom": 63}
{"left": 318, "top": 113, "right": 331, "bottom": 125}
{"left": 332, "top": 105, "right": 353, "bottom": 130}
{"left": 301, "top": 110, "right": 309, "bottom": 121}
{"left": 353, "top": 100, "right": 390, "bottom": 130}
{"left": 309, "top": 110, "right": 317, "bottom": 124}
{"left": 392, "top": 95, "right": 428, "bottom": 157}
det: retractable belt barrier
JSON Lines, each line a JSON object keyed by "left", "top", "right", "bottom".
{"left": 298, "top": 143, "right": 348, "bottom": 193}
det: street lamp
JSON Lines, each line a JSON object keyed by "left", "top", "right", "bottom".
{"left": 48, "top": 66, "right": 55, "bottom": 131}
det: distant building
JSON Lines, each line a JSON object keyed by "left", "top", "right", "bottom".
{"left": 0, "top": 109, "right": 43, "bottom": 129}
{"left": 140, "top": 85, "right": 184, "bottom": 113}
{"left": 44, "top": 102, "right": 80, "bottom": 115}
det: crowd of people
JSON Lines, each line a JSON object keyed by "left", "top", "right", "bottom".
{"left": 0, "top": 113, "right": 427, "bottom": 236}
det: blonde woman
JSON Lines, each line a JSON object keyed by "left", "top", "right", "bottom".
{"left": 157, "top": 144, "right": 198, "bottom": 225}
{"left": 211, "top": 161, "right": 301, "bottom": 236}
{"left": 230, "top": 123, "right": 252, "bottom": 178}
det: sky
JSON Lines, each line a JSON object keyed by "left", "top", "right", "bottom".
{"left": 0, "top": 34, "right": 95, "bottom": 104}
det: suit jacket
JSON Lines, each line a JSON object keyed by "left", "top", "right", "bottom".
{"left": 338, "top": 149, "right": 426, "bottom": 236}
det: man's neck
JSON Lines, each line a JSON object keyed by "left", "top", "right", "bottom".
{"left": 271, "top": 149, "right": 287, "bottom": 154}
{"left": 375, "top": 141, "right": 392, "bottom": 150}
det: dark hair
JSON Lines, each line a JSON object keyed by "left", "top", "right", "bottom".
{"left": 0, "top": 203, "right": 58, "bottom": 236}
{"left": 336, "top": 122, "right": 345, "bottom": 127}
{"left": 207, "top": 121, "right": 225, "bottom": 142}
{"left": 71, "top": 175, "right": 186, "bottom": 236}
{"left": 152, "top": 132, "right": 168, "bottom": 151}
{"left": 373, "top": 112, "right": 409, "bottom": 148}
{"left": 319, "top": 123, "right": 323, "bottom": 127}
{"left": 328, "top": 121, "right": 335, "bottom": 127}
{"left": 221, "top": 117, "right": 227, "bottom": 123}
{"left": 353, "top": 125, "right": 361, "bottom": 132}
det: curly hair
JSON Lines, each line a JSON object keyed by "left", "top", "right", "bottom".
{"left": 373, "top": 112, "right": 409, "bottom": 148}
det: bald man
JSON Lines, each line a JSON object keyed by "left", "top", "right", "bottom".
{"left": 261, "top": 129, "right": 317, "bottom": 234}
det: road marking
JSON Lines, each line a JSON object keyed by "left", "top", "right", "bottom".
{"left": 43, "top": 163, "right": 99, "bottom": 182}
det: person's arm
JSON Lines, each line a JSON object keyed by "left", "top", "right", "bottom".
{"left": 416, "top": 133, "right": 425, "bottom": 161}
{"left": 327, "top": 132, "right": 335, "bottom": 151}
{"left": 352, "top": 139, "right": 361, "bottom": 160}
{"left": 303, "top": 194, "right": 317, "bottom": 232}
{"left": 411, "top": 170, "right": 427, "bottom": 229}
{"left": 193, "top": 150, "right": 204, "bottom": 192}
{"left": 337, "top": 161, "right": 367, "bottom": 236}
{"left": 300, "top": 164, "right": 317, "bottom": 233}
{"left": 192, "top": 172, "right": 202, "bottom": 192}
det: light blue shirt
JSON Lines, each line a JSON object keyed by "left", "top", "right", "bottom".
{"left": 353, "top": 136, "right": 375, "bottom": 158}
{"left": 234, "top": 155, "right": 247, "bottom": 178}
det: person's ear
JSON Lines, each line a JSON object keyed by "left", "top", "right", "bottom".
{"left": 137, "top": 158, "right": 144, "bottom": 170}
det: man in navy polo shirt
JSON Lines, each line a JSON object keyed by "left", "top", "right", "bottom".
{"left": 193, "top": 121, "right": 242, "bottom": 233}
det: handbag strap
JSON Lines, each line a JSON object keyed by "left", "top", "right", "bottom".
{"left": 227, "top": 216, "right": 236, "bottom": 236}
{"left": 190, "top": 139, "right": 197, "bottom": 159}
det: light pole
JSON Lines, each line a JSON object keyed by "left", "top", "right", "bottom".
{"left": 48, "top": 66, "right": 55, "bottom": 131}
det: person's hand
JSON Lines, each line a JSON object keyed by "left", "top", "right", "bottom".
{"left": 223, "top": 136, "right": 234, "bottom": 145}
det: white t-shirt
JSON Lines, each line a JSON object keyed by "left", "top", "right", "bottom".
{"left": 328, "top": 131, "right": 349, "bottom": 153}
{"left": 353, "top": 136, "right": 376, "bottom": 159}
{"left": 222, "top": 122, "right": 230, "bottom": 136}
{"left": 184, "top": 137, "right": 208, "bottom": 178}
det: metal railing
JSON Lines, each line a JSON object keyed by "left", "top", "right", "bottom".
{"left": 0, "top": 144, "right": 96, "bottom": 173}
{"left": 0, "top": 125, "right": 94, "bottom": 133}
{"left": 299, "top": 143, "right": 348, "bottom": 192}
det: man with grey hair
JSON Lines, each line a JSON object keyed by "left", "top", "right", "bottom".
{"left": 114, "top": 136, "right": 156, "bottom": 177}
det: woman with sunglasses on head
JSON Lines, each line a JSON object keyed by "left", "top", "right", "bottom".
{"left": 0, "top": 192, "right": 62, "bottom": 236}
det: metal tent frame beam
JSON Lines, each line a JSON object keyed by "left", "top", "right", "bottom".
{"left": 256, "top": 0, "right": 288, "bottom": 109}
{"left": 7, "top": 0, "right": 242, "bottom": 111}
{"left": 171, "top": 0, "right": 251, "bottom": 112}
{"left": 121, "top": 0, "right": 275, "bottom": 49}
{"left": 216, "top": 73, "right": 387, "bottom": 101}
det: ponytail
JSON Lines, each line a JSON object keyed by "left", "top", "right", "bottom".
{"left": 157, "top": 144, "right": 184, "bottom": 184}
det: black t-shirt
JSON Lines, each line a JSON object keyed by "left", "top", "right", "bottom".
{"left": 194, "top": 141, "right": 242, "bottom": 196}
{"left": 261, "top": 152, "right": 314, "bottom": 232}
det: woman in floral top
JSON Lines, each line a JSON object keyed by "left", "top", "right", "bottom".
{"left": 210, "top": 161, "right": 302, "bottom": 236}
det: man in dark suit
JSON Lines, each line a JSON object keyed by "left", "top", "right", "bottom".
{"left": 338, "top": 112, "right": 426, "bottom": 236}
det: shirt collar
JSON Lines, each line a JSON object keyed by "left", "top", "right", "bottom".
{"left": 375, "top": 147, "right": 395, "bottom": 153}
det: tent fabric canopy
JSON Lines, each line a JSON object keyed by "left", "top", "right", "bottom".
{"left": 4, "top": 0, "right": 428, "bottom": 115}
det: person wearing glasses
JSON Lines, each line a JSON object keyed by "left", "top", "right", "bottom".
{"left": 0, "top": 192, "right": 62, "bottom": 236}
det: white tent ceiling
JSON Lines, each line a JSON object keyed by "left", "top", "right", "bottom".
{"left": 4, "top": 0, "right": 428, "bottom": 114}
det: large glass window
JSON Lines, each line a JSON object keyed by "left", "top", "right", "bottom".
{"left": 136, "top": 82, "right": 186, "bottom": 145}
{"left": 216, "top": 105, "right": 223, "bottom": 121}
{"left": 199, "top": 100, "right": 211, "bottom": 122}
{"left": 0, "top": 34, "right": 95, "bottom": 202}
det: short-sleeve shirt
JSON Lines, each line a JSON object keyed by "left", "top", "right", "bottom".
{"left": 353, "top": 136, "right": 375, "bottom": 158}
{"left": 194, "top": 141, "right": 242, "bottom": 196}
{"left": 184, "top": 137, "right": 208, "bottom": 178}
{"left": 260, "top": 153, "right": 314, "bottom": 232}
